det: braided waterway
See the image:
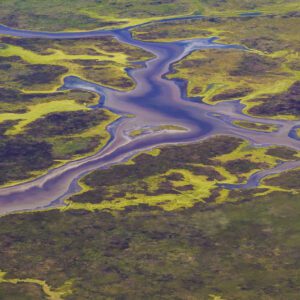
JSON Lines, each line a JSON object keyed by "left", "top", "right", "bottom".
{"left": 0, "top": 19, "right": 299, "bottom": 214}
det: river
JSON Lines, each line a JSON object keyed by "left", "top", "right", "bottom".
{"left": 0, "top": 19, "right": 299, "bottom": 214}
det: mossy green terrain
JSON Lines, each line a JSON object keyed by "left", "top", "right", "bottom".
{"left": 0, "top": 190, "right": 299, "bottom": 299}
{"left": 0, "top": 134, "right": 296, "bottom": 300}
{"left": 0, "top": 271, "right": 72, "bottom": 300}
{"left": 0, "top": 0, "right": 299, "bottom": 31}
{"left": 0, "top": 0, "right": 204, "bottom": 31}
{"left": 168, "top": 47, "right": 299, "bottom": 118}
{"left": 233, "top": 120, "right": 278, "bottom": 132}
{"left": 263, "top": 168, "right": 300, "bottom": 190}
{"left": 0, "top": 40, "right": 123, "bottom": 186}
{"left": 0, "top": 107, "right": 119, "bottom": 186}
{"left": 0, "top": 82, "right": 114, "bottom": 187}
{"left": 0, "top": 36, "right": 153, "bottom": 91}
{"left": 63, "top": 136, "right": 299, "bottom": 212}
{"left": 0, "top": 282, "right": 48, "bottom": 300}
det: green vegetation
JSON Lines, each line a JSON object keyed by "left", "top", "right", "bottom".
{"left": 0, "top": 2, "right": 299, "bottom": 299}
{"left": 0, "top": 42, "right": 122, "bottom": 186}
{"left": 134, "top": 12, "right": 300, "bottom": 119}
{"left": 167, "top": 48, "right": 299, "bottom": 118}
{"left": 0, "top": 30, "right": 154, "bottom": 186}
{"left": 266, "top": 146, "right": 299, "bottom": 160}
{"left": 0, "top": 54, "right": 121, "bottom": 186}
{"left": 233, "top": 120, "right": 278, "bottom": 132}
{"left": 0, "top": 36, "right": 153, "bottom": 91}
{"left": 0, "top": 0, "right": 299, "bottom": 31}
{"left": 0, "top": 271, "right": 72, "bottom": 300}
{"left": 0, "top": 282, "right": 48, "bottom": 300}
{"left": 0, "top": 108, "right": 118, "bottom": 186}
{"left": 0, "top": 130, "right": 298, "bottom": 298}
{"left": 263, "top": 168, "right": 300, "bottom": 190}
{"left": 63, "top": 136, "right": 299, "bottom": 212}
{"left": 0, "top": 55, "right": 67, "bottom": 93}
{"left": 0, "top": 133, "right": 293, "bottom": 299}
{"left": 0, "top": 190, "right": 299, "bottom": 299}
{"left": 0, "top": 0, "right": 203, "bottom": 31}
{"left": 0, "top": 87, "right": 99, "bottom": 114}
{"left": 249, "top": 81, "right": 300, "bottom": 117}
{"left": 0, "top": 100, "right": 88, "bottom": 134}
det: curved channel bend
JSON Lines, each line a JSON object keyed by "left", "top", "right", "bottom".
{"left": 0, "top": 23, "right": 299, "bottom": 214}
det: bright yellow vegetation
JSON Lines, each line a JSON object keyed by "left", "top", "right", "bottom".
{"left": 168, "top": 49, "right": 299, "bottom": 119}
{"left": 63, "top": 140, "right": 299, "bottom": 212}
{"left": 0, "top": 100, "right": 87, "bottom": 135}
{"left": 0, "top": 42, "right": 136, "bottom": 92}
{"left": 0, "top": 270, "right": 72, "bottom": 300}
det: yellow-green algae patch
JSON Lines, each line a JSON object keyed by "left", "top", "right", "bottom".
{"left": 0, "top": 270, "right": 72, "bottom": 300}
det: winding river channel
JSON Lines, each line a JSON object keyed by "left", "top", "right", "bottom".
{"left": 0, "top": 19, "right": 299, "bottom": 215}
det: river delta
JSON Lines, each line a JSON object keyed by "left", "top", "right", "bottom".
{"left": 0, "top": 1, "right": 299, "bottom": 299}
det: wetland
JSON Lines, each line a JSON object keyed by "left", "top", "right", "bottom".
{"left": 0, "top": 2, "right": 299, "bottom": 299}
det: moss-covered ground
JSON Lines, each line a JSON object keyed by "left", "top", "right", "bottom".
{"left": 0, "top": 36, "right": 153, "bottom": 92}
{"left": 62, "top": 136, "right": 299, "bottom": 212}
{"left": 0, "top": 107, "right": 119, "bottom": 186}
{"left": 232, "top": 120, "right": 278, "bottom": 133}
{"left": 1, "top": 138, "right": 300, "bottom": 299}
{"left": 0, "top": 190, "right": 299, "bottom": 299}
{"left": 0, "top": 0, "right": 203, "bottom": 31}
{"left": 0, "top": 0, "right": 299, "bottom": 31}
{"left": 167, "top": 47, "right": 299, "bottom": 119}
{"left": 0, "top": 271, "right": 72, "bottom": 300}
